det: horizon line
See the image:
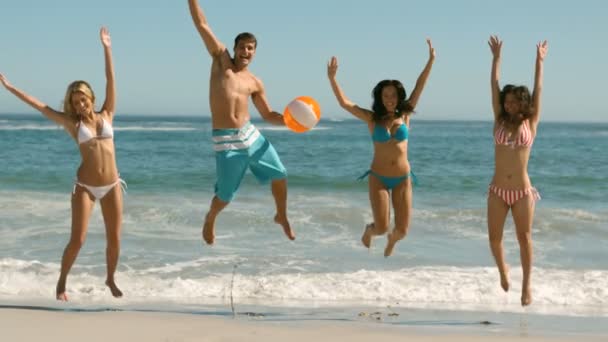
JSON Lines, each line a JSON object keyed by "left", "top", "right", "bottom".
{"left": 1, "top": 112, "right": 606, "bottom": 124}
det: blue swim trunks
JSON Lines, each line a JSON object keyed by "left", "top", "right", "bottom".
{"left": 212, "top": 122, "right": 287, "bottom": 202}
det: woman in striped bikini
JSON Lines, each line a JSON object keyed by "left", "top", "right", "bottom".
{"left": 487, "top": 35, "right": 548, "bottom": 306}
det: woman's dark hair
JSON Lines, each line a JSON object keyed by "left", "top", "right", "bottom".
{"left": 498, "top": 84, "right": 533, "bottom": 125}
{"left": 371, "top": 80, "right": 414, "bottom": 123}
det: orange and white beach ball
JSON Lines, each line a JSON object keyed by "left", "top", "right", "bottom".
{"left": 283, "top": 96, "right": 321, "bottom": 133}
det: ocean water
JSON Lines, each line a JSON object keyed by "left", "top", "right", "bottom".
{"left": 0, "top": 114, "right": 607, "bottom": 333}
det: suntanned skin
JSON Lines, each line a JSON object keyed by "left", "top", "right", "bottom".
{"left": 327, "top": 39, "right": 435, "bottom": 257}
{"left": 0, "top": 27, "right": 124, "bottom": 301}
{"left": 487, "top": 35, "right": 548, "bottom": 306}
{"left": 188, "top": 0, "right": 295, "bottom": 244}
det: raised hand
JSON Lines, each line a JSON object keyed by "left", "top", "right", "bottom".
{"left": 100, "top": 27, "right": 111, "bottom": 48}
{"left": 327, "top": 56, "right": 338, "bottom": 79}
{"left": 426, "top": 38, "right": 435, "bottom": 59}
{"left": 0, "top": 73, "right": 11, "bottom": 89}
{"left": 488, "top": 35, "right": 502, "bottom": 59}
{"left": 537, "top": 40, "right": 548, "bottom": 61}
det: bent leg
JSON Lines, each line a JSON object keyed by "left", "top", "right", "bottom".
{"left": 271, "top": 178, "right": 295, "bottom": 240}
{"left": 100, "top": 185, "right": 124, "bottom": 298}
{"left": 511, "top": 194, "right": 535, "bottom": 306}
{"left": 487, "top": 191, "right": 510, "bottom": 292}
{"left": 384, "top": 178, "right": 412, "bottom": 257}
{"left": 205, "top": 149, "right": 247, "bottom": 245}
{"left": 362, "top": 174, "right": 390, "bottom": 248}
{"left": 247, "top": 137, "right": 293, "bottom": 241}
{"left": 56, "top": 186, "right": 95, "bottom": 301}
{"left": 203, "top": 196, "right": 229, "bottom": 245}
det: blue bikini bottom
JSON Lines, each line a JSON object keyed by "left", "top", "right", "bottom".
{"left": 358, "top": 170, "right": 418, "bottom": 190}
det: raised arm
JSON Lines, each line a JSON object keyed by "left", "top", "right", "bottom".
{"left": 251, "top": 78, "right": 285, "bottom": 126}
{"left": 0, "top": 73, "right": 68, "bottom": 126}
{"left": 531, "top": 40, "right": 548, "bottom": 125}
{"left": 188, "top": 0, "right": 226, "bottom": 57}
{"left": 327, "top": 56, "right": 372, "bottom": 122}
{"left": 407, "top": 39, "right": 436, "bottom": 110}
{"left": 100, "top": 27, "right": 116, "bottom": 116}
{"left": 488, "top": 35, "right": 503, "bottom": 119}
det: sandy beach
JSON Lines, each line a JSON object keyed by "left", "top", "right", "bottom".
{"left": 2, "top": 308, "right": 605, "bottom": 342}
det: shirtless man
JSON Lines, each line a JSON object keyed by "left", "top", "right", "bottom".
{"left": 187, "top": 0, "right": 295, "bottom": 244}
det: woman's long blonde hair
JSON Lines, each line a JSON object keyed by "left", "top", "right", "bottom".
{"left": 63, "top": 80, "right": 96, "bottom": 120}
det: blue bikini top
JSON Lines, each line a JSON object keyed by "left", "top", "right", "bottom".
{"left": 372, "top": 123, "right": 409, "bottom": 143}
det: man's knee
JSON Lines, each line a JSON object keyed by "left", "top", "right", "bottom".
{"left": 214, "top": 189, "right": 235, "bottom": 203}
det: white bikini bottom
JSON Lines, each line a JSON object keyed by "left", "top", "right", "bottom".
{"left": 73, "top": 178, "right": 127, "bottom": 200}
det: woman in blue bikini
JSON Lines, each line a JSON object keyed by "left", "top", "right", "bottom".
{"left": 327, "top": 39, "right": 435, "bottom": 257}
{"left": 0, "top": 27, "right": 124, "bottom": 300}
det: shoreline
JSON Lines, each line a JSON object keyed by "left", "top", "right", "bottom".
{"left": 1, "top": 302, "right": 607, "bottom": 339}
{"left": 2, "top": 307, "right": 606, "bottom": 342}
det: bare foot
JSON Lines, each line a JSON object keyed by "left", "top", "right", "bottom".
{"left": 499, "top": 265, "right": 510, "bottom": 292}
{"left": 106, "top": 280, "right": 123, "bottom": 298}
{"left": 521, "top": 287, "right": 532, "bottom": 306}
{"left": 56, "top": 281, "right": 68, "bottom": 301}
{"left": 361, "top": 223, "right": 373, "bottom": 249}
{"left": 384, "top": 230, "right": 407, "bottom": 257}
{"left": 275, "top": 214, "right": 295, "bottom": 240}
{"left": 202, "top": 212, "right": 215, "bottom": 245}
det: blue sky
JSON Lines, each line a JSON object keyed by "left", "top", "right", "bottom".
{"left": 1, "top": 0, "right": 607, "bottom": 122}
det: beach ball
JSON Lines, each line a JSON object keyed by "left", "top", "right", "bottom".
{"left": 283, "top": 96, "right": 321, "bottom": 133}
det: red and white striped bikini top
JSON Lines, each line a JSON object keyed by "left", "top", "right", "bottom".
{"left": 494, "top": 119, "right": 534, "bottom": 148}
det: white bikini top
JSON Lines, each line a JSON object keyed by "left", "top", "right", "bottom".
{"left": 77, "top": 118, "right": 114, "bottom": 144}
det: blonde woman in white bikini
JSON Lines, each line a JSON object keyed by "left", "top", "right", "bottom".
{"left": 0, "top": 27, "right": 124, "bottom": 301}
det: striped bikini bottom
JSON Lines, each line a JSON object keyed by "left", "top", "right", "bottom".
{"left": 488, "top": 184, "right": 541, "bottom": 206}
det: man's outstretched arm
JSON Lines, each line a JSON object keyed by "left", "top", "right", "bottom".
{"left": 188, "top": 0, "right": 226, "bottom": 57}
